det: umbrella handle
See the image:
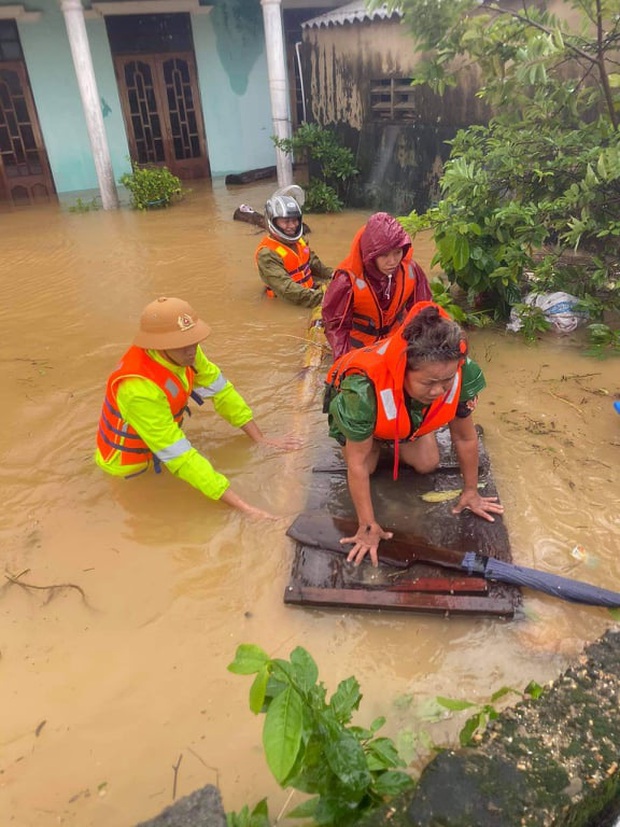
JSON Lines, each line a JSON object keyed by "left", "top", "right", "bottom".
{"left": 461, "top": 552, "right": 489, "bottom": 576}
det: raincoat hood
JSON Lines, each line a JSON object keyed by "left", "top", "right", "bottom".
{"left": 359, "top": 212, "right": 411, "bottom": 267}
{"left": 336, "top": 212, "right": 413, "bottom": 305}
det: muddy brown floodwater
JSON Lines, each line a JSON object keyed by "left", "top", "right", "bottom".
{"left": 0, "top": 181, "right": 618, "bottom": 827}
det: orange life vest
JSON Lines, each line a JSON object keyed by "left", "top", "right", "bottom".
{"left": 325, "top": 301, "right": 464, "bottom": 476}
{"left": 255, "top": 235, "right": 314, "bottom": 297}
{"left": 96, "top": 346, "right": 194, "bottom": 468}
{"left": 344, "top": 249, "right": 421, "bottom": 349}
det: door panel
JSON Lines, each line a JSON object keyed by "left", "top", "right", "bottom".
{"left": 115, "top": 52, "right": 209, "bottom": 180}
{"left": 0, "top": 62, "right": 55, "bottom": 206}
{"left": 122, "top": 59, "right": 166, "bottom": 164}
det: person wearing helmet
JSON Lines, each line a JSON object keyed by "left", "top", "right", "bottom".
{"left": 254, "top": 193, "right": 333, "bottom": 307}
{"left": 322, "top": 212, "right": 433, "bottom": 360}
{"left": 95, "top": 297, "right": 300, "bottom": 519}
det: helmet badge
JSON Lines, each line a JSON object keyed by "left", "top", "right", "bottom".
{"left": 177, "top": 313, "right": 196, "bottom": 332}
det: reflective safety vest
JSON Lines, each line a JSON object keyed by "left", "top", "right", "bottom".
{"left": 96, "top": 346, "right": 194, "bottom": 468}
{"left": 347, "top": 251, "right": 421, "bottom": 349}
{"left": 325, "top": 302, "right": 464, "bottom": 476}
{"left": 255, "top": 235, "right": 314, "bottom": 297}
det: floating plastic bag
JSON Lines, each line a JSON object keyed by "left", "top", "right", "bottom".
{"left": 507, "top": 291, "right": 588, "bottom": 333}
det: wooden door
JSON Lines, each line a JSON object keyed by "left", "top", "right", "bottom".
{"left": 115, "top": 52, "right": 210, "bottom": 180}
{"left": 0, "top": 62, "right": 55, "bottom": 206}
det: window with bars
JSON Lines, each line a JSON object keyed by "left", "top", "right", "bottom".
{"left": 370, "top": 78, "right": 416, "bottom": 121}
{"left": 0, "top": 20, "right": 24, "bottom": 61}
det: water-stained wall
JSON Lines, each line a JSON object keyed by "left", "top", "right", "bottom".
{"left": 302, "top": 18, "right": 489, "bottom": 214}
{"left": 2, "top": 0, "right": 274, "bottom": 195}
{"left": 194, "top": 0, "right": 274, "bottom": 177}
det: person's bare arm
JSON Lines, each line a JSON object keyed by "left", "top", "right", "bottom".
{"left": 219, "top": 488, "right": 278, "bottom": 520}
{"left": 340, "top": 437, "right": 392, "bottom": 566}
{"left": 241, "top": 419, "right": 303, "bottom": 451}
{"left": 449, "top": 416, "right": 504, "bottom": 521}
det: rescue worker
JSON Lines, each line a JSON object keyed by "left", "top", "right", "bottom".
{"left": 255, "top": 193, "right": 333, "bottom": 307}
{"left": 95, "top": 296, "right": 300, "bottom": 520}
{"left": 324, "top": 301, "right": 504, "bottom": 566}
{"left": 322, "top": 212, "right": 432, "bottom": 360}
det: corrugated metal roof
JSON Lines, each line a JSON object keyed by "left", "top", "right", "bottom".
{"left": 301, "top": 1, "right": 402, "bottom": 29}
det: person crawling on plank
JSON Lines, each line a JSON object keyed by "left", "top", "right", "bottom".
{"left": 95, "top": 296, "right": 300, "bottom": 520}
{"left": 323, "top": 301, "right": 504, "bottom": 566}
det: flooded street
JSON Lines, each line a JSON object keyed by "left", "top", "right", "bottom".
{"left": 1, "top": 181, "right": 619, "bottom": 827}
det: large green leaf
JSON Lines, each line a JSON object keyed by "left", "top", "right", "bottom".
{"left": 365, "top": 737, "right": 405, "bottom": 770}
{"left": 325, "top": 731, "right": 371, "bottom": 792}
{"left": 228, "top": 644, "right": 270, "bottom": 675}
{"left": 372, "top": 770, "right": 415, "bottom": 796}
{"left": 249, "top": 667, "right": 270, "bottom": 714}
{"left": 263, "top": 686, "right": 304, "bottom": 784}
{"left": 290, "top": 646, "right": 319, "bottom": 692}
{"left": 329, "top": 676, "right": 362, "bottom": 723}
{"left": 453, "top": 234, "right": 471, "bottom": 270}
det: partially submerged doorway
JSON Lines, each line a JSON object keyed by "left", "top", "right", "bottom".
{"left": 0, "top": 20, "right": 56, "bottom": 207}
{"left": 107, "top": 13, "right": 210, "bottom": 180}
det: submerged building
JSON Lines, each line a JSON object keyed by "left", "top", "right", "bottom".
{"left": 299, "top": 0, "right": 489, "bottom": 214}
{"left": 0, "top": 0, "right": 345, "bottom": 208}
{"left": 0, "top": 0, "right": 491, "bottom": 213}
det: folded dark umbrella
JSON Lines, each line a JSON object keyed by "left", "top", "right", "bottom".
{"left": 286, "top": 511, "right": 620, "bottom": 609}
{"left": 462, "top": 554, "right": 620, "bottom": 608}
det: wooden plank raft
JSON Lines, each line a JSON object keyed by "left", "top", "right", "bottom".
{"left": 284, "top": 427, "right": 521, "bottom": 618}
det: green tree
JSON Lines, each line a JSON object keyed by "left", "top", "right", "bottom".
{"left": 273, "top": 124, "right": 358, "bottom": 212}
{"left": 374, "top": 0, "right": 620, "bottom": 319}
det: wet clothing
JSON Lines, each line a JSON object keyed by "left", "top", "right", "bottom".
{"left": 322, "top": 212, "right": 432, "bottom": 359}
{"left": 95, "top": 346, "right": 253, "bottom": 500}
{"left": 256, "top": 236, "right": 315, "bottom": 296}
{"left": 97, "top": 345, "right": 193, "bottom": 468}
{"left": 327, "top": 359, "right": 485, "bottom": 445}
{"left": 325, "top": 301, "right": 486, "bottom": 445}
{"left": 255, "top": 235, "right": 332, "bottom": 307}
{"left": 345, "top": 253, "right": 422, "bottom": 350}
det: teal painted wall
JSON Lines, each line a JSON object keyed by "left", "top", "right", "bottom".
{"left": 192, "top": 3, "right": 275, "bottom": 177}
{"left": 4, "top": 0, "right": 275, "bottom": 194}
{"left": 16, "top": 0, "right": 130, "bottom": 194}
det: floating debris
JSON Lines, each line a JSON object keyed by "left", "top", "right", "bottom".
{"left": 571, "top": 544, "right": 588, "bottom": 562}
{"left": 421, "top": 483, "right": 485, "bottom": 503}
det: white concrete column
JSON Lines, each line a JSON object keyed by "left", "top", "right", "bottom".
{"left": 261, "top": 0, "right": 293, "bottom": 187}
{"left": 60, "top": 0, "right": 119, "bottom": 209}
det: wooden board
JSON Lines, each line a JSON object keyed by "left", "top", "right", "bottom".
{"left": 225, "top": 166, "right": 276, "bottom": 185}
{"left": 284, "top": 427, "right": 521, "bottom": 618}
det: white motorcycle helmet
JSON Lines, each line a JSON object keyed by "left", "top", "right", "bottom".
{"left": 265, "top": 187, "right": 305, "bottom": 243}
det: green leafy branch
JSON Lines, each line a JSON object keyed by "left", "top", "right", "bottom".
{"left": 227, "top": 644, "right": 414, "bottom": 826}
{"left": 436, "top": 681, "right": 545, "bottom": 747}
{"left": 273, "top": 124, "right": 358, "bottom": 213}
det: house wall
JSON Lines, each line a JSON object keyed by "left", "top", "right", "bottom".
{"left": 194, "top": 2, "right": 274, "bottom": 177}
{"left": 302, "top": 18, "right": 488, "bottom": 215}
{"left": 15, "top": 0, "right": 129, "bottom": 194}
{"left": 2, "top": 0, "right": 275, "bottom": 196}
